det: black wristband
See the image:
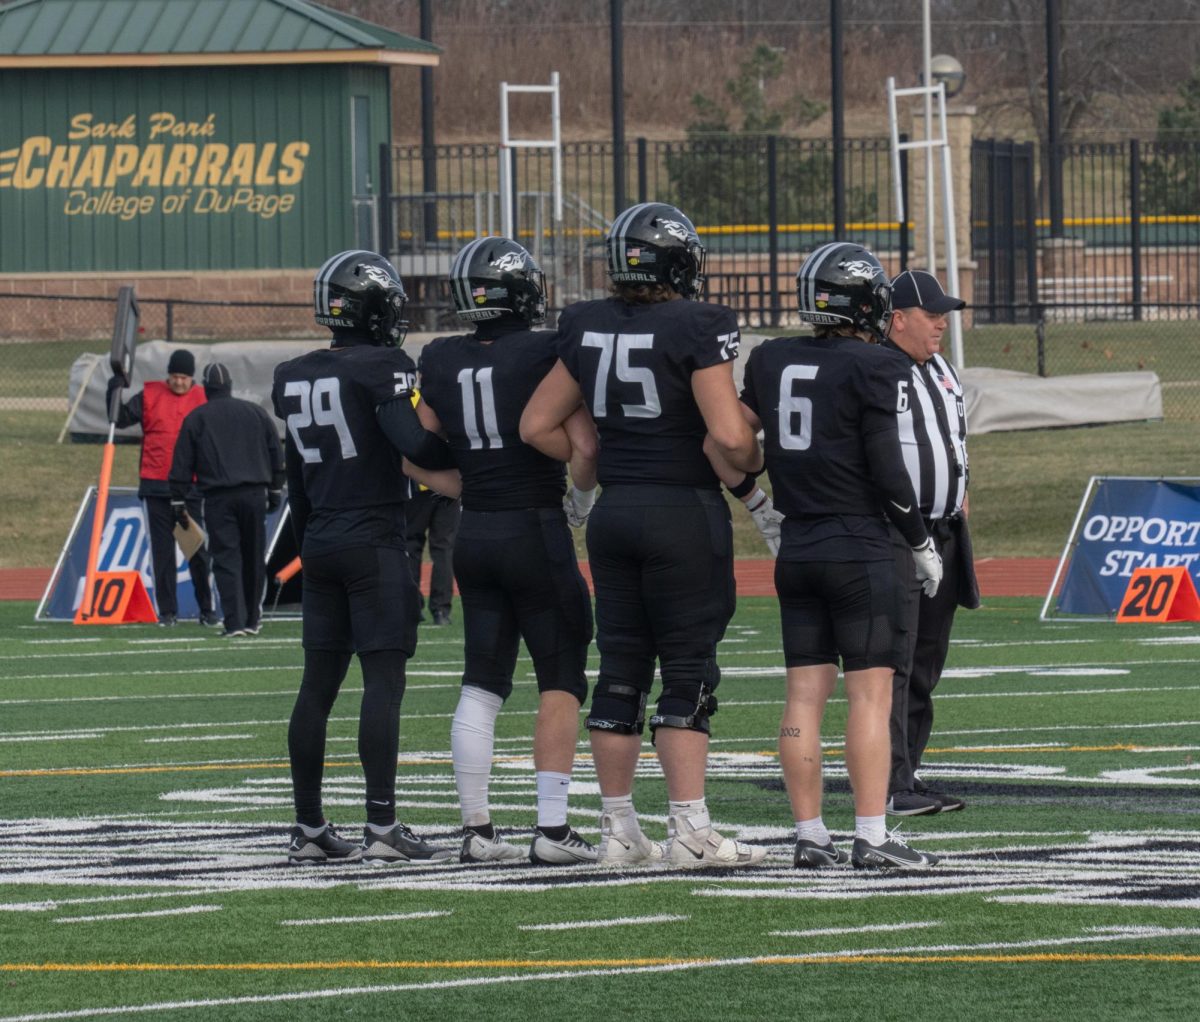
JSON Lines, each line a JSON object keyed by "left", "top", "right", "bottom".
{"left": 727, "top": 473, "right": 758, "bottom": 499}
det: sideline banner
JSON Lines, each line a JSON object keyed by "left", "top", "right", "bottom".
{"left": 1045, "top": 476, "right": 1200, "bottom": 619}
{"left": 37, "top": 487, "right": 289, "bottom": 622}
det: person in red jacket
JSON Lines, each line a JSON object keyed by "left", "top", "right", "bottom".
{"left": 107, "top": 349, "right": 218, "bottom": 627}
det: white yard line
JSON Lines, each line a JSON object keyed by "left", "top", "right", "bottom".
{"left": 280, "top": 910, "right": 451, "bottom": 926}
{"left": 518, "top": 914, "right": 688, "bottom": 931}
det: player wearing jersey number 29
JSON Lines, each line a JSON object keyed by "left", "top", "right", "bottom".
{"left": 522, "top": 202, "right": 767, "bottom": 868}
{"left": 272, "top": 249, "right": 458, "bottom": 866}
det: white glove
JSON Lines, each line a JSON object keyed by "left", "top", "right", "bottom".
{"left": 563, "top": 485, "right": 596, "bottom": 528}
{"left": 912, "top": 537, "right": 943, "bottom": 598}
{"left": 746, "top": 488, "right": 783, "bottom": 556}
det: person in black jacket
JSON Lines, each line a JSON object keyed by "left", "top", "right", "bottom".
{"left": 169, "top": 363, "right": 285, "bottom": 638}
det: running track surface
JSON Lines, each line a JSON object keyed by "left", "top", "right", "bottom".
{"left": 0, "top": 559, "right": 1059, "bottom": 603}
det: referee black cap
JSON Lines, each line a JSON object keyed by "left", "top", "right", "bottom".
{"left": 891, "top": 270, "right": 965, "bottom": 314}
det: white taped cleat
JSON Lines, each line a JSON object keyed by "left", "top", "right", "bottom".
{"left": 597, "top": 812, "right": 666, "bottom": 867}
{"left": 666, "top": 813, "right": 766, "bottom": 868}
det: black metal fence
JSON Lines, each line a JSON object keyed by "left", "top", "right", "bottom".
{"left": 383, "top": 136, "right": 906, "bottom": 330}
{"left": 5, "top": 133, "right": 1200, "bottom": 420}
{"left": 972, "top": 137, "right": 1200, "bottom": 325}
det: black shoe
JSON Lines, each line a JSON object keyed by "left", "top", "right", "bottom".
{"left": 219, "top": 627, "right": 247, "bottom": 638}
{"left": 199, "top": 611, "right": 221, "bottom": 627}
{"left": 432, "top": 611, "right": 450, "bottom": 626}
{"left": 361, "top": 822, "right": 454, "bottom": 864}
{"left": 919, "top": 788, "right": 966, "bottom": 812}
{"left": 244, "top": 622, "right": 262, "bottom": 636}
{"left": 287, "top": 823, "right": 361, "bottom": 865}
{"left": 886, "top": 791, "right": 942, "bottom": 816}
{"left": 793, "top": 838, "right": 850, "bottom": 869}
{"left": 851, "top": 833, "right": 940, "bottom": 870}
{"left": 158, "top": 614, "right": 177, "bottom": 627}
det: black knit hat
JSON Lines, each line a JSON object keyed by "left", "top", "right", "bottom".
{"left": 166, "top": 349, "right": 195, "bottom": 377}
{"left": 202, "top": 362, "right": 232, "bottom": 395}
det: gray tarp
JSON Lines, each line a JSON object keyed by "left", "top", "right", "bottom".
{"left": 961, "top": 366, "right": 1163, "bottom": 435}
{"left": 66, "top": 338, "right": 327, "bottom": 439}
{"left": 65, "top": 336, "right": 1164, "bottom": 440}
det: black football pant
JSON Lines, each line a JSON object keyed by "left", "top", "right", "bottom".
{"left": 144, "top": 494, "right": 213, "bottom": 619}
{"left": 204, "top": 485, "right": 267, "bottom": 633}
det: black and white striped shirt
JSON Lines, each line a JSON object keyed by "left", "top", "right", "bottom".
{"left": 890, "top": 348, "right": 968, "bottom": 521}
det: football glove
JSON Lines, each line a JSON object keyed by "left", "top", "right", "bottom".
{"left": 267, "top": 489, "right": 282, "bottom": 512}
{"left": 563, "top": 485, "right": 596, "bottom": 528}
{"left": 746, "top": 488, "right": 783, "bottom": 556}
{"left": 912, "top": 537, "right": 943, "bottom": 598}
{"left": 170, "top": 500, "right": 189, "bottom": 529}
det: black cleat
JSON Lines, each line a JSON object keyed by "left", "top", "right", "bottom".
{"left": 793, "top": 838, "right": 850, "bottom": 869}
{"left": 886, "top": 791, "right": 942, "bottom": 816}
{"left": 361, "top": 822, "right": 454, "bottom": 864}
{"left": 287, "top": 823, "right": 361, "bottom": 865}
{"left": 851, "top": 833, "right": 940, "bottom": 870}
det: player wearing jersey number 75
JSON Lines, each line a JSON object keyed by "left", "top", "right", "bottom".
{"left": 522, "top": 202, "right": 767, "bottom": 868}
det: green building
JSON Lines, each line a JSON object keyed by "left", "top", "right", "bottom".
{"left": 0, "top": 0, "right": 439, "bottom": 273}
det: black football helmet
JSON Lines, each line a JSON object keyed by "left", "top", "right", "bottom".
{"left": 313, "top": 250, "right": 408, "bottom": 346}
{"left": 449, "top": 236, "right": 547, "bottom": 325}
{"left": 606, "top": 202, "right": 706, "bottom": 299}
{"left": 795, "top": 242, "right": 893, "bottom": 340}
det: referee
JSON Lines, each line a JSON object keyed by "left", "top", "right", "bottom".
{"left": 883, "top": 271, "right": 980, "bottom": 816}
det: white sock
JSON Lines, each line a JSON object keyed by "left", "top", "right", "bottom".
{"left": 450, "top": 686, "right": 503, "bottom": 828}
{"left": 669, "top": 799, "right": 710, "bottom": 832}
{"left": 536, "top": 770, "right": 571, "bottom": 828}
{"left": 795, "top": 817, "right": 831, "bottom": 845}
{"left": 855, "top": 814, "right": 887, "bottom": 845}
{"left": 600, "top": 795, "right": 637, "bottom": 830}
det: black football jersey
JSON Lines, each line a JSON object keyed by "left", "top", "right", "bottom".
{"left": 272, "top": 345, "right": 416, "bottom": 550}
{"left": 417, "top": 328, "right": 566, "bottom": 512}
{"left": 740, "top": 335, "right": 917, "bottom": 558}
{"left": 556, "top": 297, "right": 740, "bottom": 489}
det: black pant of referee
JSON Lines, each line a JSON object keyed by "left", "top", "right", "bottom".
{"left": 888, "top": 515, "right": 979, "bottom": 814}
{"left": 205, "top": 485, "right": 268, "bottom": 636}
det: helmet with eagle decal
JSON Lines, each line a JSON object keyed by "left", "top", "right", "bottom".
{"left": 605, "top": 202, "right": 707, "bottom": 300}
{"left": 449, "top": 237, "right": 547, "bottom": 325}
{"left": 313, "top": 250, "right": 409, "bottom": 346}
{"left": 795, "top": 242, "right": 893, "bottom": 341}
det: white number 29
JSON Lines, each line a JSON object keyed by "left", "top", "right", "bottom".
{"left": 284, "top": 377, "right": 358, "bottom": 463}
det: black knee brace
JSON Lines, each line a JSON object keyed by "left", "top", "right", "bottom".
{"left": 585, "top": 681, "right": 648, "bottom": 735}
{"left": 649, "top": 658, "right": 721, "bottom": 736}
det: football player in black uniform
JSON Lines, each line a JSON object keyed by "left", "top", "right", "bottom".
{"left": 415, "top": 237, "right": 598, "bottom": 866}
{"left": 734, "top": 242, "right": 943, "bottom": 870}
{"left": 272, "top": 250, "right": 457, "bottom": 866}
{"left": 521, "top": 202, "right": 766, "bottom": 868}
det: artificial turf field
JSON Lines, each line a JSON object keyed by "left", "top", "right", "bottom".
{"left": 1, "top": 595, "right": 1197, "bottom": 1021}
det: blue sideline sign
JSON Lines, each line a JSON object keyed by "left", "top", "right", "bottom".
{"left": 1051, "top": 477, "right": 1200, "bottom": 618}
{"left": 37, "top": 487, "right": 207, "bottom": 621}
